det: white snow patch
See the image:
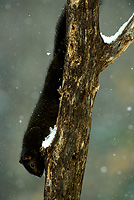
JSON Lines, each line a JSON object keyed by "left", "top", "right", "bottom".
{"left": 101, "top": 13, "right": 134, "bottom": 44}
{"left": 42, "top": 125, "right": 57, "bottom": 148}
{"left": 108, "top": 57, "right": 114, "bottom": 61}
{"left": 47, "top": 52, "right": 51, "bottom": 56}
{"left": 47, "top": 50, "right": 51, "bottom": 56}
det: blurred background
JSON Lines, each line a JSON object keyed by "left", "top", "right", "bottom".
{"left": 0, "top": 0, "right": 134, "bottom": 199}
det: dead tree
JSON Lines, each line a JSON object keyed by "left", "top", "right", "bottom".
{"left": 41, "top": 0, "right": 134, "bottom": 199}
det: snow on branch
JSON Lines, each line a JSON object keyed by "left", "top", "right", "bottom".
{"left": 101, "top": 13, "right": 134, "bottom": 44}
{"left": 42, "top": 125, "right": 57, "bottom": 149}
{"left": 100, "top": 13, "right": 134, "bottom": 71}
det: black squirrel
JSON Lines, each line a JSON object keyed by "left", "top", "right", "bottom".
{"left": 19, "top": 7, "right": 66, "bottom": 177}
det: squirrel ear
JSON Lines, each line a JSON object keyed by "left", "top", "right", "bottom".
{"left": 20, "top": 155, "right": 32, "bottom": 163}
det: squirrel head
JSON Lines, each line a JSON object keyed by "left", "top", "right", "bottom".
{"left": 19, "top": 151, "right": 44, "bottom": 177}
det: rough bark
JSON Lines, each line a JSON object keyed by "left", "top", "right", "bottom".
{"left": 42, "top": 0, "right": 134, "bottom": 199}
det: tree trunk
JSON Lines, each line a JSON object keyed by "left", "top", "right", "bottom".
{"left": 42, "top": 0, "right": 134, "bottom": 199}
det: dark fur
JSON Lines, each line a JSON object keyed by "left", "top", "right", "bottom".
{"left": 19, "top": 7, "right": 66, "bottom": 177}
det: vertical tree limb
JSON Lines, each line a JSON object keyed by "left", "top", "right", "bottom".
{"left": 42, "top": 1, "right": 134, "bottom": 199}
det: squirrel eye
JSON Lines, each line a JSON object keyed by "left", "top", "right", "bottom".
{"left": 30, "top": 162, "right": 35, "bottom": 169}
